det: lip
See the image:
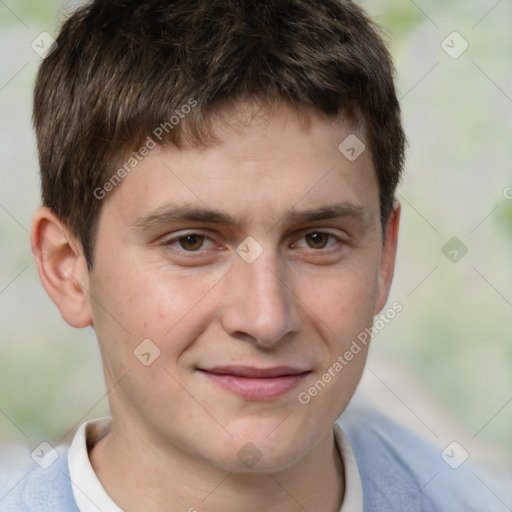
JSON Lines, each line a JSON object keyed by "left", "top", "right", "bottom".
{"left": 198, "top": 366, "right": 310, "bottom": 400}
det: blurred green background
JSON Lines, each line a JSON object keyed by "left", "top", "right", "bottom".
{"left": 1, "top": 0, "right": 511, "bottom": 470}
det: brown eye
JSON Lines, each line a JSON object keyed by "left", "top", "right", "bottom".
{"left": 178, "top": 234, "right": 205, "bottom": 251}
{"left": 305, "top": 232, "right": 330, "bottom": 249}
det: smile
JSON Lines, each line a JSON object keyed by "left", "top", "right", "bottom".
{"left": 198, "top": 366, "right": 311, "bottom": 400}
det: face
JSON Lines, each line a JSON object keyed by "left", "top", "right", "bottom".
{"left": 84, "top": 103, "right": 398, "bottom": 472}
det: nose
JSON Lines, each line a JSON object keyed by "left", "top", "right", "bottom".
{"left": 220, "top": 246, "right": 301, "bottom": 348}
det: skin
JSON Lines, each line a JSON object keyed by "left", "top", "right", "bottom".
{"left": 31, "top": 102, "right": 400, "bottom": 512}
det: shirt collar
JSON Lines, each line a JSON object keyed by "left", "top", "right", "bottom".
{"left": 68, "top": 416, "right": 123, "bottom": 512}
{"left": 68, "top": 417, "right": 363, "bottom": 512}
{"left": 334, "top": 422, "right": 364, "bottom": 511}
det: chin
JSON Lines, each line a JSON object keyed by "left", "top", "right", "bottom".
{"left": 221, "top": 444, "right": 306, "bottom": 475}
{"left": 208, "top": 422, "right": 316, "bottom": 474}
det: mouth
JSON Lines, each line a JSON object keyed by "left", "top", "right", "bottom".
{"left": 198, "top": 366, "right": 311, "bottom": 400}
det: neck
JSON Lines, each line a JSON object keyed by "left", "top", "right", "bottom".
{"left": 89, "top": 418, "right": 344, "bottom": 512}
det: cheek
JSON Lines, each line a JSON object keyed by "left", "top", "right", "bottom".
{"left": 89, "top": 257, "right": 224, "bottom": 370}
{"left": 302, "top": 259, "right": 380, "bottom": 336}
{"left": 296, "top": 264, "right": 376, "bottom": 418}
{"left": 87, "top": 264, "right": 209, "bottom": 413}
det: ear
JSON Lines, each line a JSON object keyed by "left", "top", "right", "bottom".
{"left": 30, "top": 207, "right": 92, "bottom": 328}
{"left": 374, "top": 200, "right": 401, "bottom": 314}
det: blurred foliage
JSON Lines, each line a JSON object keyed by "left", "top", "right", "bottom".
{"left": 497, "top": 198, "right": 512, "bottom": 238}
{"left": 0, "top": 0, "right": 57, "bottom": 28}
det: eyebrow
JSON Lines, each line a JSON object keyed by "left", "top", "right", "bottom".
{"left": 131, "top": 202, "right": 371, "bottom": 232}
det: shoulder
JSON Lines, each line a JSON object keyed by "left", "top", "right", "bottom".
{"left": 0, "top": 443, "right": 78, "bottom": 512}
{"left": 338, "top": 401, "right": 512, "bottom": 512}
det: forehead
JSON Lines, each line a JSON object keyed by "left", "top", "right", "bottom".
{"left": 100, "top": 102, "right": 378, "bottom": 229}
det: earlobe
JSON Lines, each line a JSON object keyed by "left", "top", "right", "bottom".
{"left": 374, "top": 200, "right": 401, "bottom": 314}
{"left": 31, "top": 207, "right": 92, "bottom": 328}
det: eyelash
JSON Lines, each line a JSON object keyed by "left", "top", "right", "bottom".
{"left": 160, "top": 230, "right": 345, "bottom": 256}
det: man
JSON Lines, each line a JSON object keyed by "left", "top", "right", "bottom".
{"left": 1, "top": 0, "right": 506, "bottom": 510}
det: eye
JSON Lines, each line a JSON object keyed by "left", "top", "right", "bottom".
{"left": 177, "top": 233, "right": 205, "bottom": 251}
{"left": 295, "top": 231, "right": 340, "bottom": 250}
{"left": 305, "top": 232, "right": 332, "bottom": 249}
{"left": 163, "top": 232, "right": 215, "bottom": 252}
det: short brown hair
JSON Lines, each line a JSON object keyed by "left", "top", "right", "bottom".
{"left": 33, "top": 0, "right": 406, "bottom": 269}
